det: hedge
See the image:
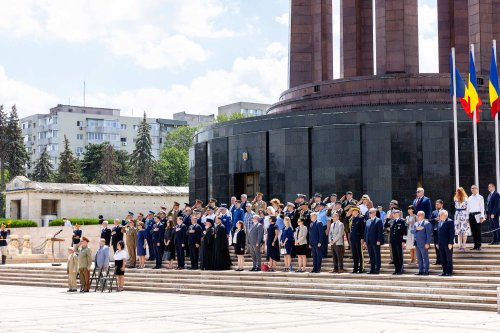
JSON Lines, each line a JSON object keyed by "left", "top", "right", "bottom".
{"left": 0, "top": 219, "right": 38, "bottom": 228}
{"left": 49, "top": 218, "right": 100, "bottom": 227}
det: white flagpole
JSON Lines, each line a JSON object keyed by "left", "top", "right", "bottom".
{"left": 452, "top": 47, "right": 460, "bottom": 189}
{"left": 494, "top": 40, "right": 500, "bottom": 191}
{"left": 471, "top": 44, "right": 480, "bottom": 188}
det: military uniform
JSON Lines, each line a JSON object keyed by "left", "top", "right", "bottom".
{"left": 349, "top": 214, "right": 365, "bottom": 273}
{"left": 123, "top": 225, "right": 138, "bottom": 267}
{"left": 0, "top": 228, "right": 10, "bottom": 265}
{"left": 78, "top": 245, "right": 92, "bottom": 292}
{"left": 71, "top": 229, "right": 82, "bottom": 251}
{"left": 252, "top": 200, "right": 267, "bottom": 213}
{"left": 390, "top": 217, "right": 407, "bottom": 274}
{"left": 67, "top": 250, "right": 78, "bottom": 291}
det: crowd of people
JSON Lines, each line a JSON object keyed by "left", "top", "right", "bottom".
{"left": 64, "top": 183, "right": 500, "bottom": 292}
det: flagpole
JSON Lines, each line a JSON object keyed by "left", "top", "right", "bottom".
{"left": 494, "top": 40, "right": 500, "bottom": 190}
{"left": 452, "top": 47, "right": 460, "bottom": 189}
{"left": 471, "top": 44, "right": 480, "bottom": 187}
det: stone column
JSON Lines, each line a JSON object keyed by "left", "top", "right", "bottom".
{"left": 375, "top": 0, "right": 419, "bottom": 74}
{"left": 437, "top": 0, "right": 469, "bottom": 74}
{"left": 340, "top": 0, "right": 374, "bottom": 78}
{"left": 289, "top": 0, "right": 333, "bottom": 88}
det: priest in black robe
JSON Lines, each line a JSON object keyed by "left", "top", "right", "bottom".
{"left": 212, "top": 216, "right": 232, "bottom": 270}
{"left": 201, "top": 219, "right": 215, "bottom": 270}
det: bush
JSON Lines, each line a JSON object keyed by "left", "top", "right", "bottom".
{"left": 49, "top": 218, "right": 100, "bottom": 226}
{"left": 0, "top": 219, "right": 38, "bottom": 228}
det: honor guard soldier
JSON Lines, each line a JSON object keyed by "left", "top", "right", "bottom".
{"left": 123, "top": 220, "right": 138, "bottom": 268}
{"left": 389, "top": 209, "right": 407, "bottom": 275}
{"left": 310, "top": 193, "right": 322, "bottom": 211}
{"left": 252, "top": 192, "right": 267, "bottom": 212}
{"left": 168, "top": 202, "right": 181, "bottom": 221}
{"left": 71, "top": 224, "right": 82, "bottom": 251}
{"left": 349, "top": 207, "right": 365, "bottom": 274}
{"left": 0, "top": 223, "right": 11, "bottom": 265}
{"left": 219, "top": 204, "right": 232, "bottom": 239}
{"left": 295, "top": 194, "right": 307, "bottom": 209}
{"left": 297, "top": 202, "right": 311, "bottom": 229}
{"left": 151, "top": 215, "right": 165, "bottom": 269}
{"left": 341, "top": 191, "right": 357, "bottom": 248}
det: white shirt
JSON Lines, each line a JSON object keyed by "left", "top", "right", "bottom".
{"left": 358, "top": 204, "right": 368, "bottom": 215}
{"left": 232, "top": 229, "right": 240, "bottom": 244}
{"left": 114, "top": 250, "right": 128, "bottom": 260}
{"left": 466, "top": 194, "right": 485, "bottom": 219}
{"left": 64, "top": 220, "right": 72, "bottom": 227}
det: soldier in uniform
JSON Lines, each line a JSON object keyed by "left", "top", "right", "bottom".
{"left": 341, "top": 191, "right": 357, "bottom": 250}
{"left": 294, "top": 194, "right": 307, "bottom": 209}
{"left": 284, "top": 202, "right": 297, "bottom": 228}
{"left": 77, "top": 237, "right": 92, "bottom": 292}
{"left": 218, "top": 204, "right": 232, "bottom": 241}
{"left": 122, "top": 219, "right": 138, "bottom": 268}
{"left": 0, "top": 223, "right": 11, "bottom": 265}
{"left": 111, "top": 218, "right": 124, "bottom": 253}
{"left": 100, "top": 221, "right": 111, "bottom": 246}
{"left": 384, "top": 200, "right": 400, "bottom": 264}
{"left": 389, "top": 209, "right": 407, "bottom": 275}
{"left": 71, "top": 224, "right": 82, "bottom": 251}
{"left": 167, "top": 202, "right": 181, "bottom": 221}
{"left": 66, "top": 247, "right": 78, "bottom": 292}
{"left": 349, "top": 207, "right": 365, "bottom": 274}
{"left": 144, "top": 211, "right": 156, "bottom": 261}
{"left": 310, "top": 193, "right": 322, "bottom": 211}
{"left": 151, "top": 215, "right": 165, "bottom": 269}
{"left": 251, "top": 192, "right": 267, "bottom": 212}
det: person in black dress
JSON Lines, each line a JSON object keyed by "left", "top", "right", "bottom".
{"left": 232, "top": 221, "right": 246, "bottom": 271}
{"left": 163, "top": 219, "right": 176, "bottom": 269}
{"left": 212, "top": 216, "right": 231, "bottom": 270}
{"left": 266, "top": 216, "right": 280, "bottom": 272}
{"left": 114, "top": 240, "right": 128, "bottom": 291}
{"left": 201, "top": 219, "right": 215, "bottom": 270}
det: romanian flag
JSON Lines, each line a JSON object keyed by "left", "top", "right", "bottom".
{"left": 449, "top": 54, "right": 469, "bottom": 115}
{"left": 464, "top": 50, "right": 482, "bottom": 122}
{"left": 489, "top": 46, "right": 500, "bottom": 119}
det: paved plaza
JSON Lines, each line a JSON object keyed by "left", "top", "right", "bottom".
{"left": 1, "top": 284, "right": 499, "bottom": 332}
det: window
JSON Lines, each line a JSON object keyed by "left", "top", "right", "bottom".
{"left": 121, "top": 124, "right": 127, "bottom": 130}
{"left": 47, "top": 144, "right": 58, "bottom": 152}
{"left": 77, "top": 121, "right": 83, "bottom": 127}
{"left": 76, "top": 147, "right": 84, "bottom": 156}
{"left": 21, "top": 122, "right": 29, "bottom": 130}
{"left": 87, "top": 132, "right": 103, "bottom": 141}
{"left": 103, "top": 119, "right": 119, "bottom": 128}
{"left": 120, "top": 137, "right": 127, "bottom": 142}
{"left": 51, "top": 130, "right": 58, "bottom": 138}
{"left": 77, "top": 134, "right": 84, "bottom": 140}
{"left": 103, "top": 134, "right": 120, "bottom": 142}
{"left": 133, "top": 125, "right": 139, "bottom": 131}
{"left": 24, "top": 135, "right": 29, "bottom": 143}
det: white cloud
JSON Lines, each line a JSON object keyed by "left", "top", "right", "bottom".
{"left": 275, "top": 13, "right": 289, "bottom": 26}
{"left": 418, "top": 3, "right": 439, "bottom": 73}
{"left": 0, "top": 65, "right": 59, "bottom": 118}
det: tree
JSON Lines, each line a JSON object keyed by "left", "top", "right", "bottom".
{"left": 6, "top": 105, "right": 29, "bottom": 178}
{"left": 115, "top": 149, "right": 133, "bottom": 184}
{"left": 154, "top": 146, "right": 189, "bottom": 186}
{"left": 80, "top": 143, "right": 106, "bottom": 183}
{"left": 163, "top": 126, "right": 197, "bottom": 152}
{"left": 57, "top": 135, "right": 81, "bottom": 183}
{"left": 0, "top": 105, "right": 7, "bottom": 217}
{"left": 32, "top": 148, "right": 53, "bottom": 182}
{"left": 99, "top": 144, "right": 117, "bottom": 184}
{"left": 130, "top": 112, "right": 154, "bottom": 185}
{"left": 215, "top": 112, "right": 247, "bottom": 123}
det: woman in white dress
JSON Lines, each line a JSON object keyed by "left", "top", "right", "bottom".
{"left": 405, "top": 205, "right": 417, "bottom": 264}
{"left": 454, "top": 187, "right": 470, "bottom": 251}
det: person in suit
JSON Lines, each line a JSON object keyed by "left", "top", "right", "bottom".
{"left": 364, "top": 208, "right": 384, "bottom": 274}
{"left": 413, "top": 187, "right": 432, "bottom": 219}
{"left": 247, "top": 215, "right": 264, "bottom": 271}
{"left": 174, "top": 216, "right": 187, "bottom": 269}
{"left": 436, "top": 210, "right": 455, "bottom": 276}
{"left": 294, "top": 218, "right": 308, "bottom": 272}
{"left": 429, "top": 200, "right": 443, "bottom": 264}
{"left": 232, "top": 221, "right": 246, "bottom": 271}
{"left": 77, "top": 237, "right": 92, "bottom": 292}
{"left": 390, "top": 210, "right": 407, "bottom": 275}
{"left": 71, "top": 224, "right": 82, "bottom": 251}
{"left": 350, "top": 207, "right": 365, "bottom": 274}
{"left": 309, "top": 212, "right": 324, "bottom": 273}
{"left": 66, "top": 247, "right": 78, "bottom": 292}
{"left": 151, "top": 216, "right": 165, "bottom": 269}
{"left": 187, "top": 215, "right": 202, "bottom": 270}
{"left": 412, "top": 211, "right": 432, "bottom": 275}
{"left": 94, "top": 238, "right": 110, "bottom": 272}
{"left": 111, "top": 218, "right": 123, "bottom": 253}
{"left": 100, "top": 221, "right": 111, "bottom": 246}
{"left": 486, "top": 183, "right": 500, "bottom": 244}
{"left": 328, "top": 212, "right": 344, "bottom": 273}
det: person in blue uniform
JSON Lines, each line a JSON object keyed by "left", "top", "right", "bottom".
{"left": 309, "top": 212, "right": 324, "bottom": 273}
{"left": 364, "top": 208, "right": 384, "bottom": 274}
{"left": 429, "top": 200, "right": 443, "bottom": 265}
{"left": 349, "top": 207, "right": 365, "bottom": 274}
{"left": 436, "top": 210, "right": 455, "bottom": 276}
{"left": 174, "top": 216, "right": 187, "bottom": 269}
{"left": 390, "top": 210, "right": 407, "bottom": 275}
{"left": 0, "top": 223, "right": 11, "bottom": 265}
{"left": 144, "top": 211, "right": 156, "bottom": 261}
{"left": 187, "top": 215, "right": 202, "bottom": 269}
{"left": 151, "top": 216, "right": 165, "bottom": 269}
{"left": 412, "top": 211, "right": 432, "bottom": 275}
{"left": 266, "top": 216, "right": 280, "bottom": 272}
{"left": 219, "top": 204, "right": 232, "bottom": 238}
{"left": 231, "top": 201, "right": 244, "bottom": 232}
{"left": 136, "top": 221, "right": 147, "bottom": 269}
{"left": 71, "top": 224, "right": 82, "bottom": 250}
{"left": 100, "top": 221, "right": 111, "bottom": 246}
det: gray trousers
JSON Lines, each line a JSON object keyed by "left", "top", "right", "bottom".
{"left": 248, "top": 244, "right": 262, "bottom": 268}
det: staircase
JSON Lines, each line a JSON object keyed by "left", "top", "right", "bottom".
{"left": 0, "top": 245, "right": 499, "bottom": 312}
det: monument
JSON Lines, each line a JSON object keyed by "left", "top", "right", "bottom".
{"left": 190, "top": 0, "right": 500, "bottom": 207}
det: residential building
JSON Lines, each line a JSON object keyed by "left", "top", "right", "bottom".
{"left": 20, "top": 104, "right": 187, "bottom": 172}
{"left": 173, "top": 111, "right": 215, "bottom": 127}
{"left": 218, "top": 102, "right": 270, "bottom": 118}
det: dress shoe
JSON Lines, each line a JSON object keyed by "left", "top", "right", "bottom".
{"left": 250, "top": 267, "right": 256, "bottom": 271}
{"left": 351, "top": 270, "right": 358, "bottom": 274}
{"left": 255, "top": 268, "right": 261, "bottom": 271}
{"left": 338, "top": 269, "right": 345, "bottom": 273}
{"left": 423, "top": 272, "right": 429, "bottom": 276}
{"left": 373, "top": 271, "right": 380, "bottom": 275}
{"left": 415, "top": 272, "right": 423, "bottom": 276}
{"left": 439, "top": 273, "right": 447, "bottom": 276}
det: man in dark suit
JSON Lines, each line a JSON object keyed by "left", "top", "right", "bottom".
{"left": 308, "top": 212, "right": 324, "bottom": 273}
{"left": 486, "top": 183, "right": 500, "bottom": 244}
{"left": 413, "top": 187, "right": 432, "bottom": 219}
{"left": 187, "top": 215, "right": 202, "bottom": 269}
{"left": 429, "top": 200, "right": 443, "bottom": 265}
{"left": 350, "top": 207, "right": 366, "bottom": 274}
{"left": 174, "top": 216, "right": 187, "bottom": 269}
{"left": 364, "top": 208, "right": 384, "bottom": 274}
{"left": 436, "top": 210, "right": 455, "bottom": 276}
{"left": 100, "top": 221, "right": 111, "bottom": 246}
{"left": 151, "top": 216, "right": 165, "bottom": 269}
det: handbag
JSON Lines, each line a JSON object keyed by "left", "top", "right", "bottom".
{"left": 280, "top": 247, "right": 287, "bottom": 255}
{"left": 261, "top": 263, "right": 270, "bottom": 271}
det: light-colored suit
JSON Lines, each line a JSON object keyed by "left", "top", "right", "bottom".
{"left": 95, "top": 245, "right": 110, "bottom": 271}
{"left": 247, "top": 222, "right": 264, "bottom": 269}
{"left": 294, "top": 225, "right": 308, "bottom": 245}
{"left": 328, "top": 220, "right": 344, "bottom": 270}
{"left": 67, "top": 253, "right": 78, "bottom": 290}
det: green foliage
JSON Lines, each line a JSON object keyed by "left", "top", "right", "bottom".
{"left": 154, "top": 146, "right": 189, "bottom": 186}
{"left": 115, "top": 149, "right": 134, "bottom": 184}
{"left": 215, "top": 112, "right": 247, "bottom": 123}
{"left": 130, "top": 113, "right": 154, "bottom": 185}
{"left": 48, "top": 218, "right": 100, "bottom": 226}
{"left": 80, "top": 143, "right": 106, "bottom": 183}
{"left": 99, "top": 144, "right": 118, "bottom": 184}
{"left": 0, "top": 219, "right": 38, "bottom": 228}
{"left": 32, "top": 148, "right": 53, "bottom": 182}
{"left": 57, "top": 135, "right": 82, "bottom": 183}
{"left": 163, "top": 126, "right": 197, "bottom": 152}
{"left": 6, "top": 105, "right": 29, "bottom": 179}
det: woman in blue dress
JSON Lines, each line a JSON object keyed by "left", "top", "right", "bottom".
{"left": 266, "top": 216, "right": 280, "bottom": 272}
{"left": 136, "top": 222, "right": 147, "bottom": 269}
{"left": 280, "top": 217, "right": 294, "bottom": 272}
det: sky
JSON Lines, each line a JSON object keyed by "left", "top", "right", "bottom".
{"left": 0, "top": 0, "right": 438, "bottom": 119}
